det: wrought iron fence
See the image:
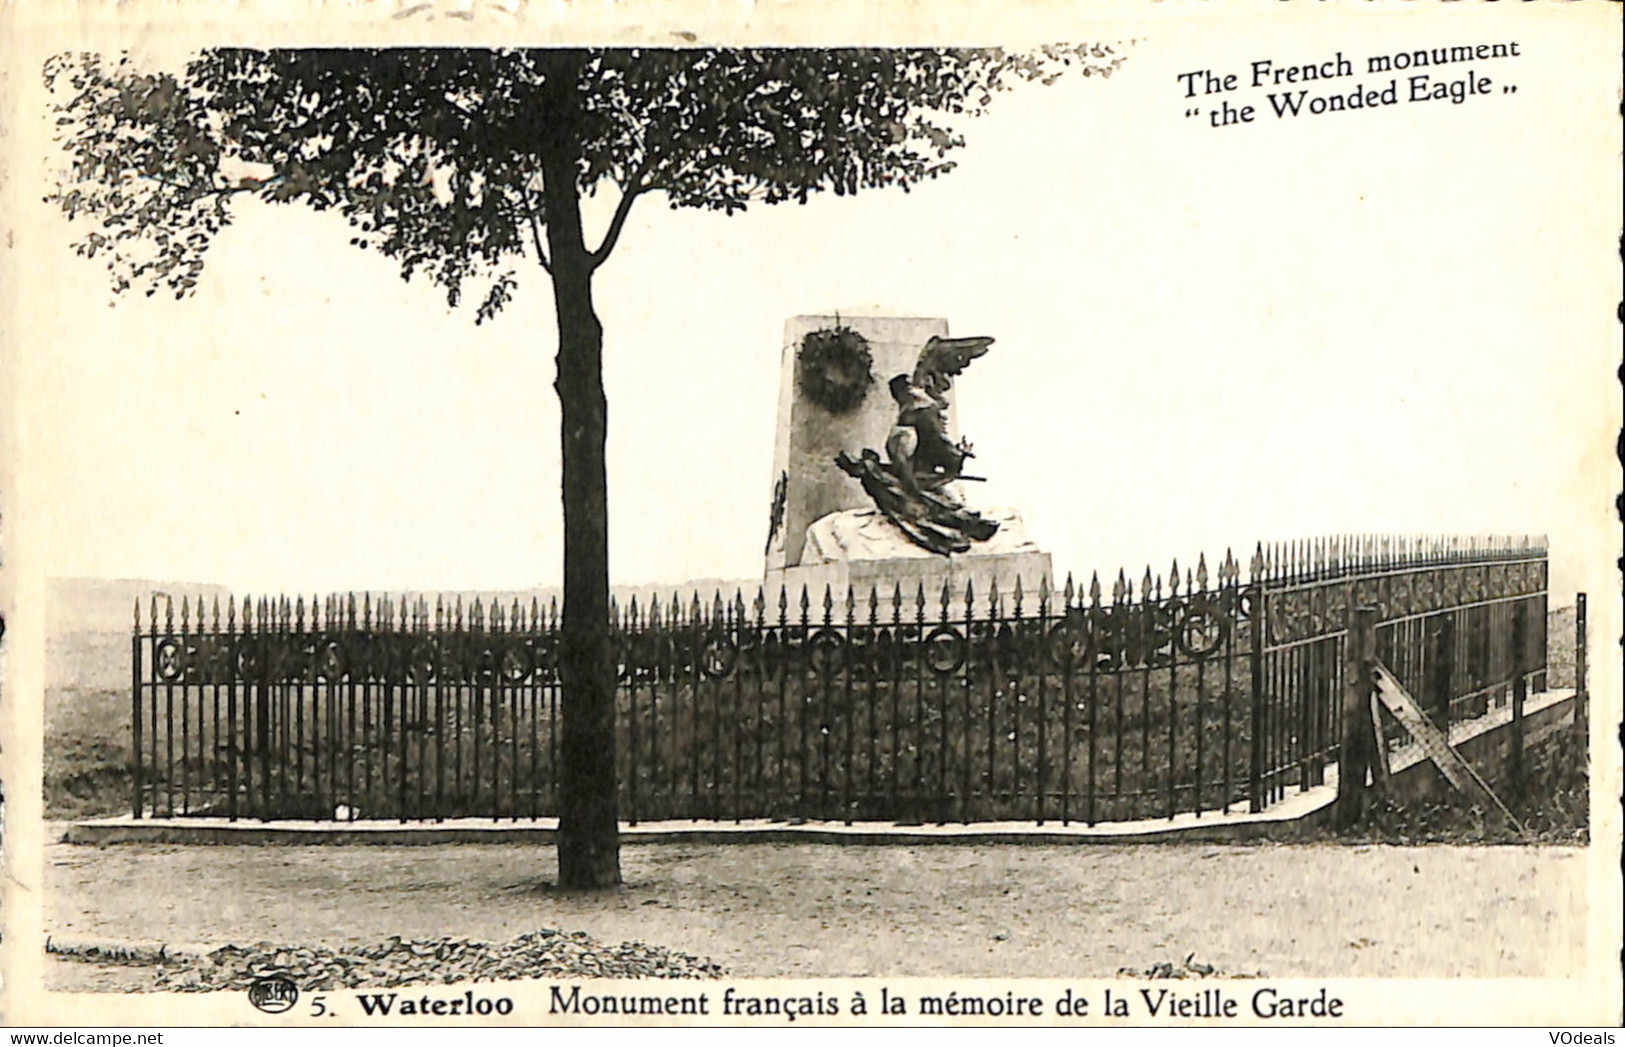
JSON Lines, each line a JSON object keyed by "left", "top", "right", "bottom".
{"left": 130, "top": 534, "right": 1548, "bottom": 824}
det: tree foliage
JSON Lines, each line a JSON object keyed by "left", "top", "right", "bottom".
{"left": 46, "top": 46, "right": 1126, "bottom": 315}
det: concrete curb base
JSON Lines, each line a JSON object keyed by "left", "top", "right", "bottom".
{"left": 63, "top": 794, "right": 1337, "bottom": 846}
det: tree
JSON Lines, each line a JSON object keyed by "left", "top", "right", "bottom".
{"left": 46, "top": 45, "right": 1126, "bottom": 888}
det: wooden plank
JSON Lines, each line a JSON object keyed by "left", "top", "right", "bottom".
{"left": 1369, "top": 694, "right": 1391, "bottom": 787}
{"left": 1371, "top": 662, "right": 1526, "bottom": 835}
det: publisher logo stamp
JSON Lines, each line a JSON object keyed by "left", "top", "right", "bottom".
{"left": 247, "top": 976, "right": 300, "bottom": 1014}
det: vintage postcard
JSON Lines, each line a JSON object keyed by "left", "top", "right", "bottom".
{"left": 1, "top": 0, "right": 1620, "bottom": 1030}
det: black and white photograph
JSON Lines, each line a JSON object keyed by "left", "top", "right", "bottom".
{"left": 1, "top": 0, "right": 1620, "bottom": 1029}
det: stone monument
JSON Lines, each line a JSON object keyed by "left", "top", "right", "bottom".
{"left": 764, "top": 315, "right": 1052, "bottom": 609}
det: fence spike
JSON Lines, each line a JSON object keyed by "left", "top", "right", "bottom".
{"left": 1089, "top": 571, "right": 1101, "bottom": 605}
{"left": 1012, "top": 575, "right": 1023, "bottom": 616}
{"left": 1113, "top": 568, "right": 1126, "bottom": 603}
{"left": 1142, "top": 567, "right": 1154, "bottom": 603}
{"left": 754, "top": 586, "right": 767, "bottom": 625}
{"left": 1169, "top": 560, "right": 1180, "bottom": 596}
{"left": 180, "top": 595, "right": 190, "bottom": 632}
{"left": 212, "top": 594, "right": 221, "bottom": 633}
{"left": 844, "top": 585, "right": 856, "bottom": 623}
{"left": 867, "top": 585, "right": 879, "bottom": 619}
{"left": 165, "top": 594, "right": 174, "bottom": 632}
{"left": 1037, "top": 572, "right": 1050, "bottom": 606}
{"left": 940, "top": 579, "right": 953, "bottom": 618}
{"left": 799, "top": 585, "right": 811, "bottom": 619}
{"left": 915, "top": 582, "right": 926, "bottom": 615}
{"left": 965, "top": 577, "right": 977, "bottom": 619}
{"left": 893, "top": 582, "right": 904, "bottom": 619}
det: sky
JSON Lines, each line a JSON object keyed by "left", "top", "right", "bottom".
{"left": 10, "top": 12, "right": 1621, "bottom": 602}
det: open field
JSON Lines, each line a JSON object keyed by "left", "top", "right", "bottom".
{"left": 45, "top": 838, "right": 1587, "bottom": 991}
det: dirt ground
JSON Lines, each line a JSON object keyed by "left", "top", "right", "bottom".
{"left": 44, "top": 839, "right": 1587, "bottom": 991}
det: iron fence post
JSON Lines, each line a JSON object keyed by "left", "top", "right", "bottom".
{"left": 1509, "top": 600, "right": 1527, "bottom": 795}
{"left": 1429, "top": 614, "right": 1455, "bottom": 732}
{"left": 1248, "top": 584, "right": 1265, "bottom": 813}
{"left": 1574, "top": 593, "right": 1587, "bottom": 729}
{"left": 1335, "top": 606, "right": 1378, "bottom": 830}
{"left": 131, "top": 603, "right": 143, "bottom": 819}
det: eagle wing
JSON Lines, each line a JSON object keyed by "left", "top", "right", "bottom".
{"left": 914, "top": 335, "right": 994, "bottom": 385}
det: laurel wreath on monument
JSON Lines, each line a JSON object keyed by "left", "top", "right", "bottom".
{"left": 796, "top": 325, "right": 875, "bottom": 415}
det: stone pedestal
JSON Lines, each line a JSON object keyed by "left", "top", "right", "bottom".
{"left": 767, "top": 507, "right": 1054, "bottom": 613}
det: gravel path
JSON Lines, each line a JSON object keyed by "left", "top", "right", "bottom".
{"left": 45, "top": 840, "right": 1586, "bottom": 991}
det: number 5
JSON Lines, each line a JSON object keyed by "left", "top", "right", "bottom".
{"left": 310, "top": 996, "right": 329, "bottom": 1017}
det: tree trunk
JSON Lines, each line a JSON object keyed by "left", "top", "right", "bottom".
{"left": 538, "top": 51, "right": 621, "bottom": 889}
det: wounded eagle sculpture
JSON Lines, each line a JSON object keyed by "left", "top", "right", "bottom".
{"left": 835, "top": 335, "right": 1000, "bottom": 557}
